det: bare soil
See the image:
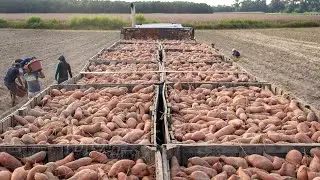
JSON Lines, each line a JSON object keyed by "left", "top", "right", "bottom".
{"left": 196, "top": 28, "right": 320, "bottom": 110}
{"left": 0, "top": 29, "right": 119, "bottom": 118}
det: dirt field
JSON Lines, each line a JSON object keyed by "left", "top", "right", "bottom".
{"left": 1, "top": 13, "right": 320, "bottom": 23}
{"left": 196, "top": 28, "right": 320, "bottom": 110}
{"left": 0, "top": 29, "right": 119, "bottom": 118}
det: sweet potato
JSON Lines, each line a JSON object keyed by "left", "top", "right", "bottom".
{"left": 309, "top": 154, "right": 320, "bottom": 172}
{"left": 14, "top": 114, "right": 30, "bottom": 126}
{"left": 27, "top": 165, "right": 47, "bottom": 180}
{"left": 21, "top": 151, "right": 47, "bottom": 164}
{"left": 131, "top": 163, "right": 149, "bottom": 178}
{"left": 222, "top": 165, "right": 236, "bottom": 176}
{"left": 108, "top": 159, "right": 135, "bottom": 177}
{"left": 184, "top": 165, "right": 217, "bottom": 177}
{"left": 190, "top": 131, "right": 205, "bottom": 141}
{"left": 285, "top": 149, "right": 302, "bottom": 165}
{"left": 64, "top": 157, "right": 92, "bottom": 170}
{"left": 200, "top": 156, "right": 219, "bottom": 166}
{"left": 55, "top": 153, "right": 74, "bottom": 166}
{"left": 34, "top": 173, "right": 48, "bottom": 180}
{"left": 55, "top": 165, "right": 74, "bottom": 178}
{"left": 277, "top": 162, "right": 296, "bottom": 177}
{"left": 80, "top": 123, "right": 101, "bottom": 134}
{"left": 246, "top": 154, "right": 273, "bottom": 172}
{"left": 11, "top": 166, "right": 28, "bottom": 180}
{"left": 213, "top": 125, "right": 235, "bottom": 138}
{"left": 122, "top": 129, "right": 145, "bottom": 143}
{"left": 51, "top": 89, "right": 62, "bottom": 97}
{"left": 221, "top": 156, "right": 248, "bottom": 169}
{"left": 237, "top": 167, "right": 250, "bottom": 180}
{"left": 0, "top": 171, "right": 12, "bottom": 180}
{"left": 295, "top": 133, "right": 313, "bottom": 143}
{"left": 214, "top": 171, "right": 228, "bottom": 180}
{"left": 188, "top": 157, "right": 211, "bottom": 168}
{"left": 189, "top": 171, "right": 210, "bottom": 180}
{"left": 171, "top": 156, "right": 180, "bottom": 178}
{"left": 67, "top": 169, "right": 98, "bottom": 180}
{"left": 89, "top": 151, "right": 108, "bottom": 163}
{"left": 272, "top": 156, "right": 285, "bottom": 170}
{"left": 311, "top": 148, "right": 320, "bottom": 158}
{"left": 73, "top": 107, "right": 83, "bottom": 120}
{"left": 297, "top": 165, "right": 308, "bottom": 180}
{"left": 0, "top": 152, "right": 23, "bottom": 171}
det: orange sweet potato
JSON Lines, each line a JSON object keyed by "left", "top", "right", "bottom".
{"left": 21, "top": 151, "right": 47, "bottom": 164}
{"left": 131, "top": 162, "right": 149, "bottom": 178}
{"left": 11, "top": 166, "right": 28, "bottom": 180}
{"left": 55, "top": 165, "right": 74, "bottom": 178}
{"left": 14, "top": 114, "right": 30, "bottom": 126}
{"left": 245, "top": 154, "right": 273, "bottom": 172}
{"left": 89, "top": 151, "right": 108, "bottom": 163}
{"left": 188, "top": 157, "right": 211, "bottom": 168}
{"left": 68, "top": 169, "right": 98, "bottom": 180}
{"left": 55, "top": 153, "right": 74, "bottom": 166}
{"left": 189, "top": 171, "right": 210, "bottom": 180}
{"left": 0, "top": 171, "right": 12, "bottom": 180}
{"left": 285, "top": 150, "right": 302, "bottom": 165}
{"left": 221, "top": 156, "right": 248, "bottom": 169}
{"left": 0, "top": 152, "right": 23, "bottom": 171}
{"left": 171, "top": 156, "right": 180, "bottom": 178}
{"left": 27, "top": 165, "right": 47, "bottom": 180}
{"left": 34, "top": 173, "right": 48, "bottom": 180}
{"left": 108, "top": 160, "right": 135, "bottom": 177}
{"left": 64, "top": 157, "right": 92, "bottom": 170}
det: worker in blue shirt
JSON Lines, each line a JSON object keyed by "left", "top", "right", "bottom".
{"left": 55, "top": 55, "right": 72, "bottom": 84}
{"left": 4, "top": 62, "right": 25, "bottom": 106}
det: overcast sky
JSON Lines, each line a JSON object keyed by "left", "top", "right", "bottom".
{"left": 112, "top": 0, "right": 272, "bottom": 6}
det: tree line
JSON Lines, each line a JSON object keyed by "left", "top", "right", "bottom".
{"left": 219, "top": 0, "right": 320, "bottom": 13}
{"left": 0, "top": 0, "right": 318, "bottom": 13}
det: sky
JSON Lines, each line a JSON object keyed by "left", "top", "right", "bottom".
{"left": 112, "top": 0, "right": 272, "bottom": 6}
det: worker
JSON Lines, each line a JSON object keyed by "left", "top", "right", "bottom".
{"left": 55, "top": 55, "right": 72, "bottom": 84}
{"left": 4, "top": 62, "right": 25, "bottom": 106}
{"left": 21, "top": 57, "right": 36, "bottom": 68}
{"left": 232, "top": 48, "right": 241, "bottom": 58}
{"left": 24, "top": 69, "right": 45, "bottom": 99}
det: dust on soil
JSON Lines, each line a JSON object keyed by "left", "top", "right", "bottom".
{"left": 0, "top": 29, "right": 119, "bottom": 118}
{"left": 196, "top": 28, "right": 320, "bottom": 110}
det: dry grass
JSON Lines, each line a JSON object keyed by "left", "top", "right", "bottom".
{"left": 1, "top": 13, "right": 320, "bottom": 23}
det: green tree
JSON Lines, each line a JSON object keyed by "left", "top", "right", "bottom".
{"left": 233, "top": 0, "right": 241, "bottom": 11}
{"left": 269, "top": 0, "right": 286, "bottom": 12}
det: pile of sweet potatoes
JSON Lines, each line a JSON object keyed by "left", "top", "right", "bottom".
{"left": 165, "top": 72, "right": 256, "bottom": 83}
{"left": 170, "top": 148, "right": 320, "bottom": 180}
{"left": 164, "top": 51, "right": 222, "bottom": 63}
{"left": 78, "top": 73, "right": 160, "bottom": 84}
{"left": 112, "top": 43, "right": 158, "bottom": 51}
{"left": 87, "top": 62, "right": 159, "bottom": 72}
{"left": 0, "top": 150, "right": 155, "bottom": 180}
{"left": 164, "top": 62, "right": 237, "bottom": 72}
{"left": 98, "top": 50, "right": 155, "bottom": 61}
{"left": 1, "top": 85, "right": 156, "bottom": 145}
{"left": 167, "top": 83, "right": 319, "bottom": 144}
{"left": 163, "top": 43, "right": 213, "bottom": 52}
